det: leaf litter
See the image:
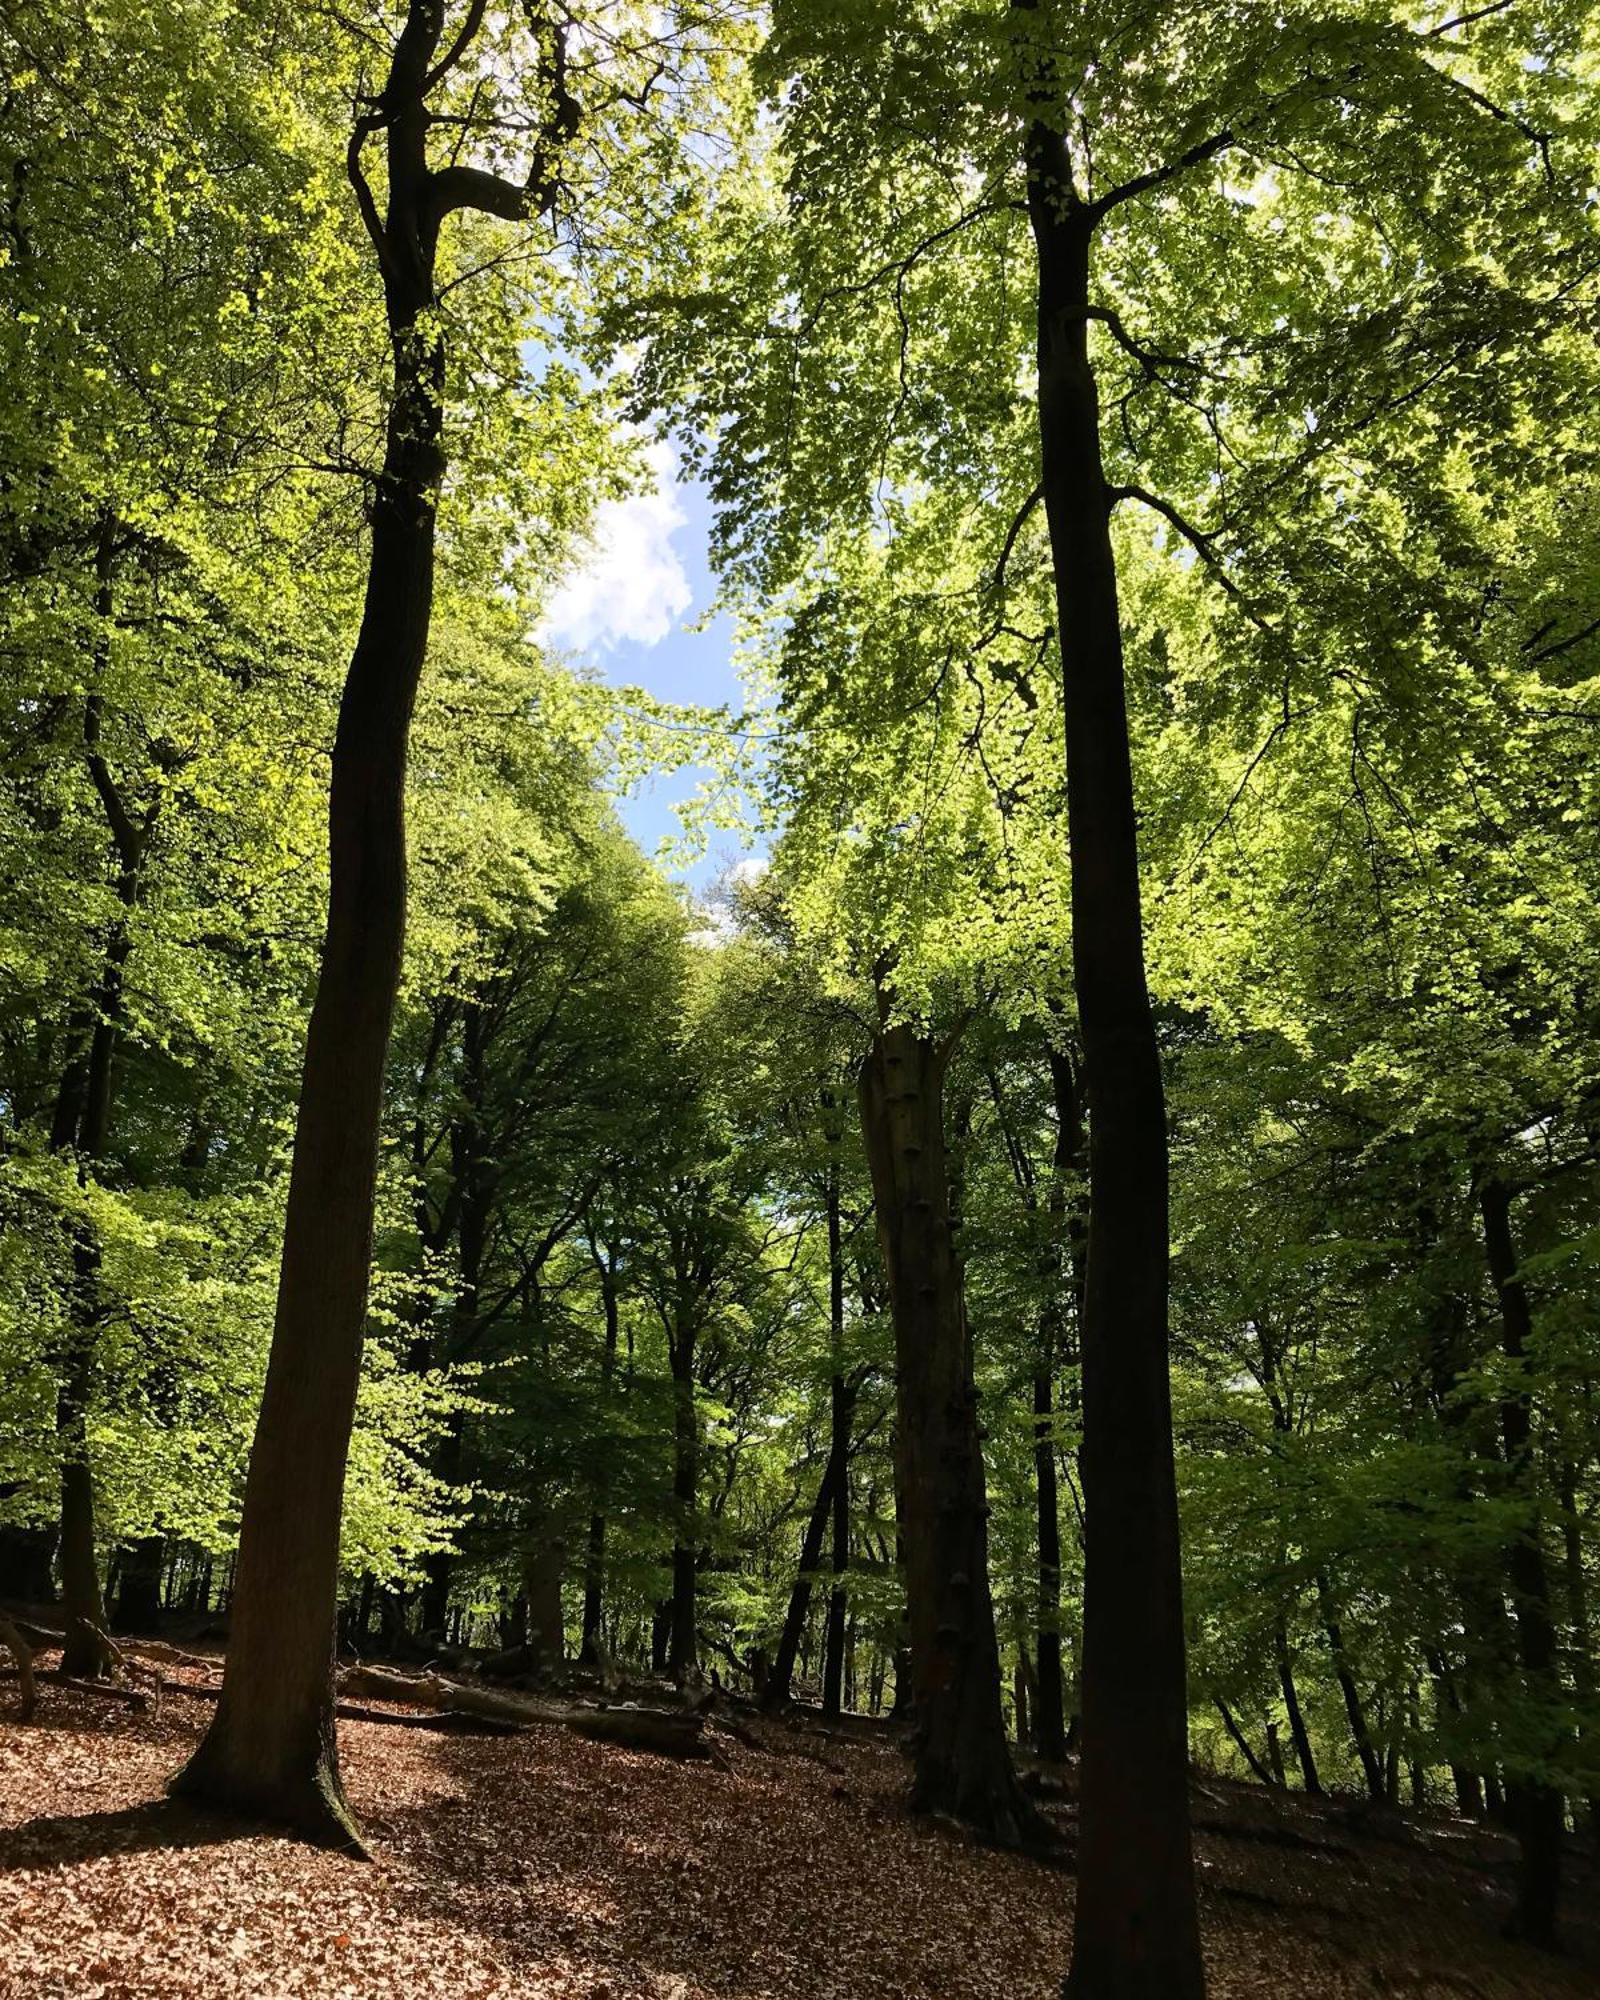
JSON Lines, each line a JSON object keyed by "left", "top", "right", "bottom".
{"left": 2, "top": 1672, "right": 1597, "bottom": 1999}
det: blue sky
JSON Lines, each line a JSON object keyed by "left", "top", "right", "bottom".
{"left": 539, "top": 445, "right": 760, "bottom": 889}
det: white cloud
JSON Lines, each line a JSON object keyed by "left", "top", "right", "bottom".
{"left": 540, "top": 438, "right": 693, "bottom": 654}
{"left": 729, "top": 855, "right": 769, "bottom": 886}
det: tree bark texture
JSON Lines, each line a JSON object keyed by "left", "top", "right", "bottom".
{"left": 858, "top": 1020, "right": 1039, "bottom": 1845}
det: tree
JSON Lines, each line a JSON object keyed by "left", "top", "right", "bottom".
{"left": 173, "top": 0, "right": 588, "bottom": 1844}
{"left": 1015, "top": 28, "right": 1201, "bottom": 1983}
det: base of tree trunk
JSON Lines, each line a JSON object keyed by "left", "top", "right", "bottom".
{"left": 59, "top": 1614, "right": 120, "bottom": 1681}
{"left": 910, "top": 1746, "right": 1054, "bottom": 1853}
{"left": 169, "top": 1736, "right": 368, "bottom": 1856}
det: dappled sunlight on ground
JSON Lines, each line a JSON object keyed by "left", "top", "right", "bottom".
{"left": 1, "top": 1678, "right": 1597, "bottom": 1998}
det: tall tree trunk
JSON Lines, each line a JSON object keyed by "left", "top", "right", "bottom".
{"left": 58, "top": 1063, "right": 114, "bottom": 1678}
{"left": 764, "top": 1446, "right": 841, "bottom": 1710}
{"left": 1478, "top": 1177, "right": 1565, "bottom": 1948}
{"left": 1035, "top": 1040, "right": 1083, "bottom": 1765}
{"left": 172, "top": 6, "right": 450, "bottom": 1847}
{"left": 421, "top": 1004, "right": 491, "bottom": 1635}
{"left": 56, "top": 565, "right": 156, "bottom": 1677}
{"left": 1427, "top": 1644, "right": 1485, "bottom": 1818}
{"left": 1021, "top": 84, "right": 1200, "bottom": 1996}
{"left": 523, "top": 1524, "right": 566, "bottom": 1676}
{"left": 669, "top": 1315, "right": 698, "bottom": 1685}
{"left": 55, "top": 1328, "right": 108, "bottom": 1674}
{"left": 822, "top": 1148, "right": 850, "bottom": 1718}
{"left": 1315, "top": 1571, "right": 1385, "bottom": 1802}
{"left": 1427, "top": 1277, "right": 1519, "bottom": 1821}
{"left": 1266, "top": 1723, "right": 1287, "bottom": 1791}
{"left": 579, "top": 1510, "right": 607, "bottom": 1667}
{"left": 580, "top": 1232, "right": 621, "bottom": 1666}
{"left": 858, "top": 1017, "right": 1040, "bottom": 1845}
{"left": 1275, "top": 1618, "right": 1322, "bottom": 1796}
{"left": 651, "top": 1599, "right": 671, "bottom": 1675}
{"left": 1032, "top": 1362, "right": 1068, "bottom": 1762}
{"left": 172, "top": 0, "right": 574, "bottom": 1840}
{"left": 1557, "top": 1461, "right": 1600, "bottom": 1845}
{"left": 419, "top": 1411, "right": 464, "bottom": 1639}
{"left": 355, "top": 1573, "right": 377, "bottom": 1646}
{"left": 821, "top": 1374, "right": 850, "bottom": 1717}
{"left": 1216, "top": 1700, "right": 1278, "bottom": 1789}
{"left": 112, "top": 1535, "right": 166, "bottom": 1633}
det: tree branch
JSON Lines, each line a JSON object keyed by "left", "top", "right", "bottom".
{"left": 1426, "top": 0, "right": 1517, "bottom": 35}
{"left": 422, "top": 0, "right": 490, "bottom": 93}
{"left": 81, "top": 696, "right": 142, "bottom": 868}
{"left": 1412, "top": 56, "right": 1554, "bottom": 184}
{"left": 424, "top": 12, "right": 579, "bottom": 225}
{"left": 1526, "top": 611, "right": 1600, "bottom": 667}
{"left": 1088, "top": 127, "right": 1235, "bottom": 221}
{"left": 1083, "top": 304, "right": 1207, "bottom": 377}
{"left": 346, "top": 115, "right": 392, "bottom": 273}
{"left": 991, "top": 482, "right": 1045, "bottom": 595}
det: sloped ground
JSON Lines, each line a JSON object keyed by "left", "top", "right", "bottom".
{"left": 1, "top": 1666, "right": 1596, "bottom": 2000}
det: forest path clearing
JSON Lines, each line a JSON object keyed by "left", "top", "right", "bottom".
{"left": 1, "top": 1679, "right": 1596, "bottom": 1999}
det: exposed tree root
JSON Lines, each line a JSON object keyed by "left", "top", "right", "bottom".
{"left": 0, "top": 1612, "right": 164, "bottom": 1716}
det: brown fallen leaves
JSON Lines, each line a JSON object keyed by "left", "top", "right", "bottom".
{"left": 1, "top": 1673, "right": 1597, "bottom": 2000}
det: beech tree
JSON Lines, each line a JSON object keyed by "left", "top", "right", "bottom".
{"left": 172, "top": 0, "right": 730, "bottom": 1840}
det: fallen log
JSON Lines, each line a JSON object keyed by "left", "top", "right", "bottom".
{"left": 0, "top": 1666, "right": 148, "bottom": 1711}
{"left": 335, "top": 1700, "right": 521, "bottom": 1736}
{"left": 338, "top": 1664, "right": 711, "bottom": 1759}
{"left": 7, "top": 1618, "right": 62, "bottom": 1654}
{"left": 53, "top": 1673, "right": 149, "bottom": 1711}
{"left": 168, "top": 1679, "right": 522, "bottom": 1736}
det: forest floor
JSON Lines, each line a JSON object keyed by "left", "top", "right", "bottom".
{"left": 1, "top": 1653, "right": 1597, "bottom": 2000}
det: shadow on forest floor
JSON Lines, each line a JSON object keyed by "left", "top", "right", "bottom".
{"left": 0, "top": 1796, "right": 252, "bottom": 1875}
{"left": 370, "top": 1704, "right": 1600, "bottom": 2000}
{"left": 4, "top": 1681, "right": 1599, "bottom": 1998}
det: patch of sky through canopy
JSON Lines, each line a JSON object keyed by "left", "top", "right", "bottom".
{"left": 538, "top": 436, "right": 763, "bottom": 887}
